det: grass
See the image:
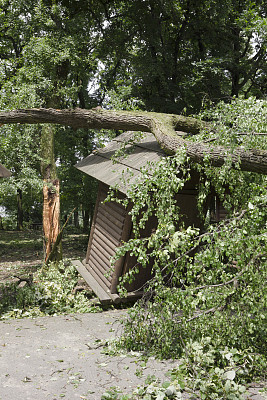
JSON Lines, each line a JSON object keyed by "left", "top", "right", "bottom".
{"left": 0, "top": 229, "right": 88, "bottom": 274}
{"left": 0, "top": 228, "right": 89, "bottom": 292}
{"left": 0, "top": 230, "right": 43, "bottom": 257}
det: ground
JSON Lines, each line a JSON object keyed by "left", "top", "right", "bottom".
{"left": 0, "top": 230, "right": 179, "bottom": 399}
{"left": 0, "top": 310, "right": 179, "bottom": 400}
{"left": 0, "top": 229, "right": 266, "bottom": 399}
{"left": 0, "top": 229, "right": 88, "bottom": 284}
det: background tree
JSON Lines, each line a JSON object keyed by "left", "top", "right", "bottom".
{"left": 55, "top": 126, "right": 99, "bottom": 232}
{"left": 0, "top": 0, "right": 105, "bottom": 256}
{"left": 97, "top": 0, "right": 267, "bottom": 113}
{"left": 0, "top": 121, "right": 42, "bottom": 230}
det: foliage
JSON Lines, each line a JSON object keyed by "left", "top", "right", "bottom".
{"left": 169, "top": 338, "right": 262, "bottom": 399}
{"left": 55, "top": 126, "right": 98, "bottom": 229}
{"left": 116, "top": 177, "right": 266, "bottom": 356}
{"left": 0, "top": 1, "right": 266, "bottom": 395}
{"left": 1, "top": 0, "right": 266, "bottom": 229}
{"left": 193, "top": 97, "right": 267, "bottom": 221}
{"left": 196, "top": 97, "right": 267, "bottom": 148}
{"left": 3, "top": 0, "right": 264, "bottom": 115}
{"left": 106, "top": 98, "right": 267, "bottom": 395}
{"left": 101, "top": 375, "right": 183, "bottom": 400}
{"left": 102, "top": 339, "right": 261, "bottom": 399}
{"left": 101, "top": 84, "right": 145, "bottom": 111}
{"left": 0, "top": 51, "right": 43, "bottom": 226}
{"left": 0, "top": 123, "right": 43, "bottom": 225}
{"left": 0, "top": 0, "right": 106, "bottom": 230}
{"left": 98, "top": 0, "right": 267, "bottom": 113}
{"left": 0, "top": 261, "right": 101, "bottom": 319}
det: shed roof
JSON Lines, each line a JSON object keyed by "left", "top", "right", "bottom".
{"left": 75, "top": 132, "right": 166, "bottom": 194}
{"left": 0, "top": 163, "right": 11, "bottom": 178}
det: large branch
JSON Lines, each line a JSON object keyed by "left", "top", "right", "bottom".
{"left": 0, "top": 107, "right": 266, "bottom": 175}
{"left": 0, "top": 107, "right": 202, "bottom": 132}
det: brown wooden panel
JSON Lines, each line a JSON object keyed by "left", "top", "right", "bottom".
{"left": 91, "top": 240, "right": 112, "bottom": 267}
{"left": 88, "top": 252, "right": 108, "bottom": 277}
{"left": 89, "top": 252, "right": 112, "bottom": 283}
{"left": 96, "top": 207, "right": 124, "bottom": 232}
{"left": 87, "top": 265, "right": 110, "bottom": 291}
{"left": 104, "top": 200, "right": 126, "bottom": 218}
{"left": 94, "top": 223, "right": 120, "bottom": 250}
{"left": 96, "top": 213, "right": 123, "bottom": 238}
{"left": 72, "top": 260, "right": 112, "bottom": 303}
{"left": 89, "top": 248, "right": 110, "bottom": 273}
{"left": 110, "top": 205, "right": 133, "bottom": 294}
{"left": 101, "top": 205, "right": 126, "bottom": 224}
{"left": 85, "top": 183, "right": 101, "bottom": 263}
{"left": 92, "top": 242, "right": 110, "bottom": 271}
{"left": 96, "top": 210, "right": 123, "bottom": 236}
{"left": 88, "top": 258, "right": 112, "bottom": 287}
{"left": 97, "top": 204, "right": 125, "bottom": 229}
{"left": 217, "top": 201, "right": 228, "bottom": 221}
{"left": 98, "top": 189, "right": 126, "bottom": 209}
{"left": 95, "top": 229, "right": 118, "bottom": 254}
{"left": 175, "top": 194, "right": 202, "bottom": 228}
{"left": 122, "top": 253, "right": 153, "bottom": 293}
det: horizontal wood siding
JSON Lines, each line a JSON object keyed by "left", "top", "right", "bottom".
{"left": 85, "top": 183, "right": 127, "bottom": 292}
{"left": 97, "top": 213, "right": 123, "bottom": 238}
{"left": 94, "top": 227, "right": 119, "bottom": 250}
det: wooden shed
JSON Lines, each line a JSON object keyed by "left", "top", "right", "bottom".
{"left": 0, "top": 163, "right": 11, "bottom": 178}
{"left": 72, "top": 131, "right": 206, "bottom": 303}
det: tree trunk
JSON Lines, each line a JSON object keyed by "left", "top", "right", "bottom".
{"left": 41, "top": 124, "right": 62, "bottom": 263}
{"left": 43, "top": 179, "right": 61, "bottom": 263}
{"left": 74, "top": 209, "right": 80, "bottom": 229}
{"left": 16, "top": 188, "right": 23, "bottom": 231}
{"left": 82, "top": 208, "right": 89, "bottom": 233}
{"left": 0, "top": 107, "right": 266, "bottom": 175}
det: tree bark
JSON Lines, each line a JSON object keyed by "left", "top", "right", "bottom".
{"left": 40, "top": 124, "right": 62, "bottom": 263}
{"left": 43, "top": 179, "right": 61, "bottom": 263}
{"left": 0, "top": 107, "right": 266, "bottom": 175}
{"left": 74, "top": 209, "right": 80, "bottom": 229}
{"left": 82, "top": 208, "right": 89, "bottom": 233}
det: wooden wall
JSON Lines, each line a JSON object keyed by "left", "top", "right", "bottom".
{"left": 83, "top": 170, "right": 205, "bottom": 298}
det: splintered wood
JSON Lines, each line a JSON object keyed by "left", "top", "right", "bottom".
{"left": 43, "top": 179, "right": 60, "bottom": 262}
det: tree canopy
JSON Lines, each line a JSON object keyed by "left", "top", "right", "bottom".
{"left": 97, "top": 0, "right": 267, "bottom": 112}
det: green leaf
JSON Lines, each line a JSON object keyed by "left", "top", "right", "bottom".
{"left": 224, "top": 370, "right": 236, "bottom": 381}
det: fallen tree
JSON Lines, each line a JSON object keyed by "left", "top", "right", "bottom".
{"left": 0, "top": 107, "right": 266, "bottom": 174}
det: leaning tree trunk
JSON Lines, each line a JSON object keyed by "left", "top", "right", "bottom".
{"left": 0, "top": 108, "right": 266, "bottom": 175}
{"left": 41, "top": 124, "right": 62, "bottom": 263}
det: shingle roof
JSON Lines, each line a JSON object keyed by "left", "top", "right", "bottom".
{"left": 75, "top": 132, "right": 166, "bottom": 194}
